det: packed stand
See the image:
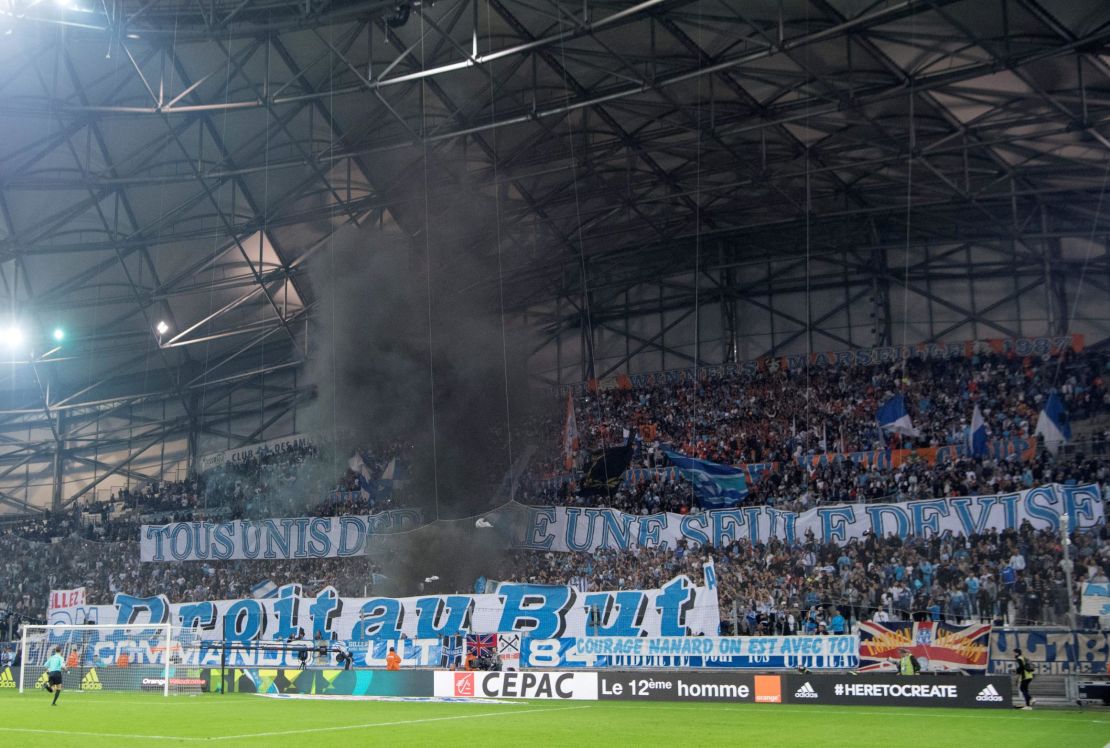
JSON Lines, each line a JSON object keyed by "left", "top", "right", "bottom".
{"left": 497, "top": 521, "right": 1110, "bottom": 633}
{"left": 2, "top": 347, "right": 1110, "bottom": 629}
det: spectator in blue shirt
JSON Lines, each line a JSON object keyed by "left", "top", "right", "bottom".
{"left": 829, "top": 609, "right": 847, "bottom": 635}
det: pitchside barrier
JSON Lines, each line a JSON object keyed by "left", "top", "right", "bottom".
{"left": 204, "top": 667, "right": 433, "bottom": 696}
{"left": 432, "top": 671, "right": 1014, "bottom": 708}
{"left": 1, "top": 662, "right": 1014, "bottom": 707}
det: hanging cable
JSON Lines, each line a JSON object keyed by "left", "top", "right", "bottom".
{"left": 485, "top": 0, "right": 515, "bottom": 499}
{"left": 1054, "top": 155, "right": 1110, "bottom": 385}
{"left": 418, "top": 7, "right": 441, "bottom": 520}
{"left": 555, "top": 5, "right": 610, "bottom": 501}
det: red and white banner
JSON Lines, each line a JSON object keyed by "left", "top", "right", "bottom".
{"left": 859, "top": 620, "right": 991, "bottom": 673}
{"left": 48, "top": 587, "right": 89, "bottom": 625}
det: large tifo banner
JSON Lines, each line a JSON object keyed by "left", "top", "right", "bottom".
{"left": 519, "top": 483, "right": 1102, "bottom": 550}
{"left": 140, "top": 509, "right": 424, "bottom": 562}
{"left": 989, "top": 628, "right": 1110, "bottom": 675}
{"left": 50, "top": 574, "right": 719, "bottom": 644}
{"left": 858, "top": 621, "right": 991, "bottom": 673}
{"left": 522, "top": 636, "right": 858, "bottom": 670}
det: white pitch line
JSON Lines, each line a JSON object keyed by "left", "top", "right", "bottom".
{"left": 0, "top": 727, "right": 205, "bottom": 742}
{"left": 209, "top": 704, "right": 594, "bottom": 741}
{"left": 595, "top": 703, "right": 1109, "bottom": 724}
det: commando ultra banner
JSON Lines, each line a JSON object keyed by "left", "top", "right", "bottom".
{"left": 519, "top": 483, "right": 1102, "bottom": 551}
{"left": 140, "top": 509, "right": 424, "bottom": 561}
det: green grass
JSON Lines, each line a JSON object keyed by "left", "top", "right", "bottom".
{"left": 0, "top": 690, "right": 1106, "bottom": 747}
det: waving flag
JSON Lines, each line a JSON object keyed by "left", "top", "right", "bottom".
{"left": 877, "top": 394, "right": 918, "bottom": 437}
{"left": 250, "top": 580, "right": 278, "bottom": 599}
{"left": 581, "top": 442, "right": 633, "bottom": 496}
{"left": 968, "top": 404, "right": 988, "bottom": 457}
{"left": 1034, "top": 392, "right": 1070, "bottom": 453}
{"left": 467, "top": 634, "right": 499, "bottom": 660}
{"left": 663, "top": 451, "right": 748, "bottom": 508}
{"left": 563, "top": 393, "right": 579, "bottom": 470}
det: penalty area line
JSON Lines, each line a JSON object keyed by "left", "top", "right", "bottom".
{"left": 210, "top": 704, "right": 594, "bottom": 740}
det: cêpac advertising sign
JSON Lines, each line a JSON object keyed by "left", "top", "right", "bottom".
{"left": 433, "top": 670, "right": 598, "bottom": 700}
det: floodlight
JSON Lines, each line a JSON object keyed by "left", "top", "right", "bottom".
{"left": 1, "top": 325, "right": 23, "bottom": 349}
{"left": 155, "top": 321, "right": 169, "bottom": 335}
{"left": 52, "top": 327, "right": 65, "bottom": 342}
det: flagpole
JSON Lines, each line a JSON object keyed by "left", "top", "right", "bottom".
{"left": 1060, "top": 514, "right": 1077, "bottom": 630}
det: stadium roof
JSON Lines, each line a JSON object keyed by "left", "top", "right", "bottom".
{"left": 0, "top": 0, "right": 1108, "bottom": 508}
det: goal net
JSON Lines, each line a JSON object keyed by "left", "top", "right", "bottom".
{"left": 19, "top": 624, "right": 204, "bottom": 696}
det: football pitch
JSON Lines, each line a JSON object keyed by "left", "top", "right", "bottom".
{"left": 0, "top": 691, "right": 1107, "bottom": 747}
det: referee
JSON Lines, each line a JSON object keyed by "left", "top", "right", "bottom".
{"left": 43, "top": 646, "right": 65, "bottom": 706}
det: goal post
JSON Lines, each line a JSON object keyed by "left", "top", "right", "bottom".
{"left": 18, "top": 623, "right": 186, "bottom": 696}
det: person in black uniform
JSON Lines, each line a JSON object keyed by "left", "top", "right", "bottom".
{"left": 1013, "top": 648, "right": 1036, "bottom": 709}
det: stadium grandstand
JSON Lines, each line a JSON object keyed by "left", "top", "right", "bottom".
{"left": 0, "top": 0, "right": 1109, "bottom": 744}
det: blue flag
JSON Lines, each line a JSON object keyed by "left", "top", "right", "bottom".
{"left": 877, "top": 394, "right": 918, "bottom": 436}
{"left": 663, "top": 451, "right": 748, "bottom": 508}
{"left": 1034, "top": 392, "right": 1070, "bottom": 453}
{"left": 968, "top": 405, "right": 988, "bottom": 457}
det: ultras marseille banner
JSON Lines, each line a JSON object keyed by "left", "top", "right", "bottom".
{"left": 521, "top": 636, "right": 858, "bottom": 670}
{"left": 140, "top": 509, "right": 424, "bottom": 561}
{"left": 54, "top": 574, "right": 719, "bottom": 646}
{"left": 519, "top": 483, "right": 1102, "bottom": 551}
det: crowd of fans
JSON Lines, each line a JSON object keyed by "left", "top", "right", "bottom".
{"left": 498, "top": 521, "right": 1110, "bottom": 634}
{"left": 1, "top": 346, "right": 1108, "bottom": 632}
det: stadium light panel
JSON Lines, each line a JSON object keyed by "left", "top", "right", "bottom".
{"left": 52, "top": 327, "right": 65, "bottom": 342}
{"left": 156, "top": 321, "right": 169, "bottom": 335}
{"left": 1, "top": 325, "right": 23, "bottom": 349}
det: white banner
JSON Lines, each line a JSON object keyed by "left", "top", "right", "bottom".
{"left": 198, "top": 433, "right": 313, "bottom": 473}
{"left": 522, "top": 636, "right": 859, "bottom": 670}
{"left": 140, "top": 509, "right": 424, "bottom": 561}
{"left": 52, "top": 574, "right": 719, "bottom": 642}
{"left": 498, "top": 633, "right": 522, "bottom": 671}
{"left": 434, "top": 670, "right": 598, "bottom": 700}
{"left": 47, "top": 587, "right": 88, "bottom": 625}
{"left": 519, "top": 483, "right": 1102, "bottom": 551}
{"left": 1080, "top": 582, "right": 1110, "bottom": 617}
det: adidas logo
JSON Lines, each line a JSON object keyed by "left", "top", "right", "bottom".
{"left": 794, "top": 682, "right": 818, "bottom": 699}
{"left": 0, "top": 667, "right": 14, "bottom": 688}
{"left": 34, "top": 671, "right": 49, "bottom": 689}
{"left": 81, "top": 669, "right": 102, "bottom": 691}
{"left": 975, "top": 684, "right": 1003, "bottom": 702}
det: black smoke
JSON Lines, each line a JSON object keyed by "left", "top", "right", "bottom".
{"left": 303, "top": 192, "right": 537, "bottom": 593}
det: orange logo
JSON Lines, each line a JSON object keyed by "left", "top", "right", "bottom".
{"left": 453, "top": 672, "right": 474, "bottom": 697}
{"left": 754, "top": 675, "right": 781, "bottom": 703}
